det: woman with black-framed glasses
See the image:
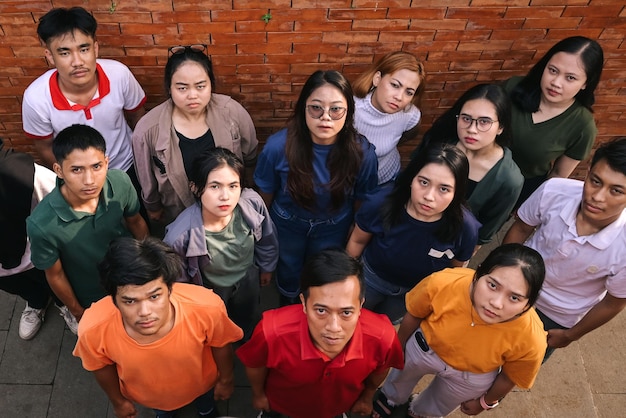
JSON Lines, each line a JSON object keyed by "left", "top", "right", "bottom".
{"left": 254, "top": 70, "right": 379, "bottom": 305}
{"left": 412, "top": 84, "right": 523, "bottom": 251}
{"left": 132, "top": 44, "right": 258, "bottom": 226}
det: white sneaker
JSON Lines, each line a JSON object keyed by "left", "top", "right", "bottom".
{"left": 19, "top": 303, "right": 46, "bottom": 340}
{"left": 57, "top": 305, "right": 79, "bottom": 334}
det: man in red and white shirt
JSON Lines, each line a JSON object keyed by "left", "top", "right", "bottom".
{"left": 22, "top": 6, "right": 146, "bottom": 174}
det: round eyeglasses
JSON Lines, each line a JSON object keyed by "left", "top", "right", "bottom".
{"left": 456, "top": 114, "right": 498, "bottom": 132}
{"left": 306, "top": 105, "right": 347, "bottom": 120}
{"left": 168, "top": 44, "right": 208, "bottom": 56}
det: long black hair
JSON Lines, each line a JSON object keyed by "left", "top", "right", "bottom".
{"left": 510, "top": 36, "right": 603, "bottom": 113}
{"left": 382, "top": 143, "right": 469, "bottom": 242}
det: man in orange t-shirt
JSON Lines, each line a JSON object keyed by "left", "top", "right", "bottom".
{"left": 73, "top": 237, "right": 243, "bottom": 418}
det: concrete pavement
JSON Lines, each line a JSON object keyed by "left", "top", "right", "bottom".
{"left": 1, "top": 279, "right": 625, "bottom": 417}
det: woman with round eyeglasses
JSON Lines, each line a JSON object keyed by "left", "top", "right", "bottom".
{"left": 254, "top": 70, "right": 378, "bottom": 305}
{"left": 414, "top": 84, "right": 523, "bottom": 250}
{"left": 132, "top": 44, "right": 258, "bottom": 225}
{"left": 504, "top": 36, "right": 604, "bottom": 205}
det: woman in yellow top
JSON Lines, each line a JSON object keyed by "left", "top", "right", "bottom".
{"left": 373, "top": 244, "right": 547, "bottom": 418}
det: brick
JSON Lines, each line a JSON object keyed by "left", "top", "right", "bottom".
{"left": 295, "top": 21, "right": 353, "bottom": 32}
{"left": 319, "top": 53, "right": 375, "bottom": 64}
{"left": 178, "top": 22, "right": 234, "bottom": 34}
{"left": 293, "top": 43, "right": 348, "bottom": 54}
{"left": 212, "top": 55, "right": 265, "bottom": 66}
{"left": 151, "top": 11, "right": 213, "bottom": 24}
{"left": 93, "top": 12, "right": 153, "bottom": 24}
{"left": 434, "top": 30, "right": 491, "bottom": 41}
{"left": 530, "top": 0, "right": 589, "bottom": 5}
{"left": 98, "top": 35, "right": 155, "bottom": 47}
{"left": 237, "top": 43, "right": 292, "bottom": 55}
{"left": 172, "top": 0, "right": 232, "bottom": 12}
{"left": 267, "top": 32, "right": 322, "bottom": 43}
{"left": 119, "top": 23, "right": 176, "bottom": 36}
{"left": 353, "top": 0, "right": 411, "bottom": 6}
{"left": 409, "top": 19, "right": 468, "bottom": 30}
{"left": 456, "top": 40, "right": 514, "bottom": 51}
{"left": 545, "top": 28, "right": 604, "bottom": 39}
{"left": 579, "top": 17, "right": 626, "bottom": 29}
{"left": 265, "top": 53, "right": 320, "bottom": 64}
{"left": 321, "top": 31, "right": 379, "bottom": 43}
{"left": 237, "top": 21, "right": 294, "bottom": 32}
{"left": 291, "top": 0, "right": 352, "bottom": 8}
{"left": 328, "top": 9, "right": 389, "bottom": 20}
{"left": 446, "top": 7, "right": 507, "bottom": 19}
{"left": 0, "top": 13, "right": 36, "bottom": 25}
{"left": 346, "top": 42, "right": 405, "bottom": 55}
{"left": 212, "top": 32, "right": 267, "bottom": 45}
{"left": 599, "top": 28, "right": 626, "bottom": 39}
{"left": 352, "top": 19, "right": 410, "bottom": 31}
{"left": 378, "top": 31, "right": 437, "bottom": 43}
{"left": 0, "top": 35, "right": 41, "bottom": 47}
{"left": 522, "top": 17, "right": 582, "bottom": 29}
{"left": 233, "top": 0, "right": 294, "bottom": 8}
{"left": 562, "top": 5, "right": 624, "bottom": 17}
{"left": 0, "top": 2, "right": 51, "bottom": 13}
{"left": 490, "top": 29, "right": 547, "bottom": 40}
{"left": 427, "top": 51, "right": 482, "bottom": 62}
{"left": 467, "top": 18, "right": 525, "bottom": 30}
{"left": 504, "top": 7, "right": 565, "bottom": 18}
{"left": 472, "top": 0, "right": 528, "bottom": 4}
{"left": 387, "top": 8, "right": 447, "bottom": 19}
{"left": 236, "top": 64, "right": 290, "bottom": 74}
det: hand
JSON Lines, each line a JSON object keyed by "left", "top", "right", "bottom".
{"left": 460, "top": 398, "right": 484, "bottom": 416}
{"left": 252, "top": 393, "right": 271, "bottom": 412}
{"left": 112, "top": 399, "right": 138, "bottom": 418}
{"left": 260, "top": 272, "right": 273, "bottom": 287}
{"left": 547, "top": 328, "right": 574, "bottom": 349}
{"left": 147, "top": 209, "right": 163, "bottom": 221}
{"left": 350, "top": 397, "right": 373, "bottom": 416}
{"left": 213, "top": 377, "right": 235, "bottom": 401}
{"left": 71, "top": 306, "right": 85, "bottom": 322}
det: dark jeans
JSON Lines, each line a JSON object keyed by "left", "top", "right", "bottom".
{"left": 0, "top": 267, "right": 54, "bottom": 309}
{"left": 536, "top": 308, "right": 568, "bottom": 362}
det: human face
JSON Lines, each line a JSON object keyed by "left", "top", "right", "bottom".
{"left": 540, "top": 52, "right": 587, "bottom": 106}
{"left": 371, "top": 69, "right": 421, "bottom": 114}
{"left": 170, "top": 61, "right": 212, "bottom": 116}
{"left": 199, "top": 165, "right": 242, "bottom": 226}
{"left": 581, "top": 159, "right": 626, "bottom": 229}
{"left": 305, "top": 84, "right": 348, "bottom": 145}
{"left": 406, "top": 163, "right": 456, "bottom": 222}
{"left": 44, "top": 30, "right": 99, "bottom": 92}
{"left": 53, "top": 147, "right": 108, "bottom": 209}
{"left": 300, "top": 275, "right": 364, "bottom": 359}
{"left": 472, "top": 266, "right": 530, "bottom": 324}
{"left": 115, "top": 277, "right": 175, "bottom": 344}
{"left": 456, "top": 99, "right": 503, "bottom": 152}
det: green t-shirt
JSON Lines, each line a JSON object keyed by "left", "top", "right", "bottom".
{"left": 202, "top": 206, "right": 254, "bottom": 288}
{"left": 27, "top": 170, "right": 139, "bottom": 307}
{"left": 504, "top": 76, "right": 597, "bottom": 178}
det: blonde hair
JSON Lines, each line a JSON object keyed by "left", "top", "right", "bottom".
{"left": 352, "top": 51, "right": 426, "bottom": 106}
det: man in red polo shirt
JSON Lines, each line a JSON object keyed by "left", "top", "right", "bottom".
{"left": 237, "top": 249, "right": 404, "bottom": 418}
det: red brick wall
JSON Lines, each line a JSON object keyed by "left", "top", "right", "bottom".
{"left": 1, "top": 0, "right": 624, "bottom": 178}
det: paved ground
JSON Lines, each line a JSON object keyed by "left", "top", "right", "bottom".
{"left": 2, "top": 228, "right": 625, "bottom": 418}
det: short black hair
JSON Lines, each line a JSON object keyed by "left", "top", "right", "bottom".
{"left": 98, "top": 237, "right": 182, "bottom": 300}
{"left": 590, "top": 137, "right": 626, "bottom": 177}
{"left": 52, "top": 124, "right": 106, "bottom": 164}
{"left": 37, "top": 7, "right": 97, "bottom": 45}
{"left": 300, "top": 249, "right": 364, "bottom": 300}
{"left": 475, "top": 243, "right": 545, "bottom": 308}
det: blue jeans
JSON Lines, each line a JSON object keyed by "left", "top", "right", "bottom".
{"left": 270, "top": 202, "right": 353, "bottom": 298}
{"left": 153, "top": 388, "right": 215, "bottom": 417}
{"left": 362, "top": 257, "right": 412, "bottom": 323}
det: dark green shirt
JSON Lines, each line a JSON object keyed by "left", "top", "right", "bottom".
{"left": 504, "top": 76, "right": 596, "bottom": 178}
{"left": 27, "top": 170, "right": 139, "bottom": 307}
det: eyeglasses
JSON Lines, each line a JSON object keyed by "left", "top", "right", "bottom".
{"left": 456, "top": 114, "right": 498, "bottom": 132}
{"left": 168, "top": 44, "right": 208, "bottom": 56}
{"left": 306, "top": 105, "right": 347, "bottom": 120}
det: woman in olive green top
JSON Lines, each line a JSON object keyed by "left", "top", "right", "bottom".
{"left": 505, "top": 36, "right": 604, "bottom": 205}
